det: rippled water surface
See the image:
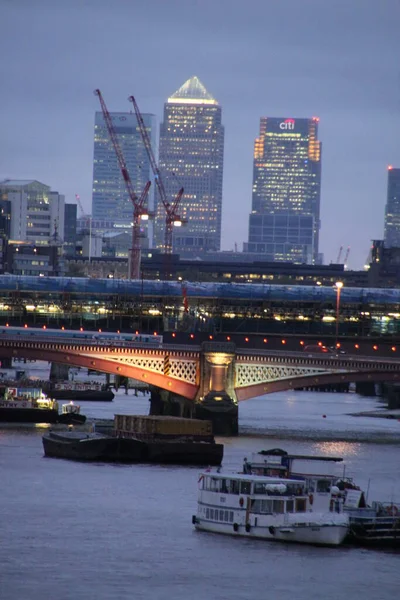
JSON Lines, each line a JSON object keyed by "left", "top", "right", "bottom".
{"left": 1, "top": 380, "right": 400, "bottom": 599}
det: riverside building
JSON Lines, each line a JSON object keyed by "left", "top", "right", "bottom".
{"left": 155, "top": 76, "right": 225, "bottom": 256}
{"left": 245, "top": 117, "right": 322, "bottom": 264}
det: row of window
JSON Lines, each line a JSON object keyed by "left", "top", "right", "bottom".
{"left": 204, "top": 507, "right": 234, "bottom": 523}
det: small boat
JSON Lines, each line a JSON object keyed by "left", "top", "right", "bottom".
{"left": 192, "top": 470, "right": 349, "bottom": 546}
{"left": 247, "top": 449, "right": 400, "bottom": 548}
{"left": 57, "top": 402, "right": 86, "bottom": 425}
{"left": 333, "top": 484, "right": 400, "bottom": 547}
{"left": 50, "top": 389, "right": 114, "bottom": 402}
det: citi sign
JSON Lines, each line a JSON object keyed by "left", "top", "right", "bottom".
{"left": 279, "top": 118, "right": 295, "bottom": 130}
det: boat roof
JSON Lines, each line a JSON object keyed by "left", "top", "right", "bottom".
{"left": 252, "top": 452, "right": 343, "bottom": 463}
{"left": 200, "top": 472, "right": 305, "bottom": 485}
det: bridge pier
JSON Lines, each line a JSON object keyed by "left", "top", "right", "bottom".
{"left": 149, "top": 387, "right": 194, "bottom": 419}
{"left": 50, "top": 362, "right": 70, "bottom": 382}
{"left": 194, "top": 342, "right": 238, "bottom": 436}
{"left": 355, "top": 381, "right": 377, "bottom": 396}
{"left": 0, "top": 357, "right": 12, "bottom": 369}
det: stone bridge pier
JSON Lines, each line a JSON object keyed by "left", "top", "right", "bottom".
{"left": 193, "top": 342, "right": 238, "bottom": 436}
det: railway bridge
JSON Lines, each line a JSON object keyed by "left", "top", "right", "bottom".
{"left": 1, "top": 331, "right": 399, "bottom": 434}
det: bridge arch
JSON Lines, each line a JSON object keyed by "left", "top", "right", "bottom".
{"left": 0, "top": 344, "right": 199, "bottom": 400}
{"left": 235, "top": 370, "right": 400, "bottom": 401}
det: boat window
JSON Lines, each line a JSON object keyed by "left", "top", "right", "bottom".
{"left": 224, "top": 510, "right": 229, "bottom": 521}
{"left": 273, "top": 500, "right": 285, "bottom": 514}
{"left": 317, "top": 479, "right": 331, "bottom": 493}
{"left": 210, "top": 478, "right": 220, "bottom": 492}
{"left": 254, "top": 482, "right": 268, "bottom": 495}
{"left": 296, "top": 499, "right": 306, "bottom": 513}
{"left": 210, "top": 509, "right": 214, "bottom": 519}
{"left": 240, "top": 481, "right": 251, "bottom": 495}
{"left": 251, "top": 499, "right": 273, "bottom": 514}
{"left": 230, "top": 480, "right": 240, "bottom": 495}
{"left": 308, "top": 480, "right": 316, "bottom": 493}
{"left": 286, "top": 500, "right": 294, "bottom": 513}
{"left": 220, "top": 479, "right": 230, "bottom": 493}
{"left": 206, "top": 508, "right": 210, "bottom": 519}
{"left": 286, "top": 484, "right": 299, "bottom": 496}
{"left": 219, "top": 510, "right": 224, "bottom": 521}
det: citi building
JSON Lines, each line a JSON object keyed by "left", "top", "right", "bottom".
{"left": 245, "top": 117, "right": 322, "bottom": 263}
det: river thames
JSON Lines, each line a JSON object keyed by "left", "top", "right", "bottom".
{"left": 1, "top": 384, "right": 400, "bottom": 600}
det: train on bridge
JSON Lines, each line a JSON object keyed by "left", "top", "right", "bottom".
{"left": 0, "top": 326, "right": 163, "bottom": 347}
{"left": 1, "top": 275, "right": 400, "bottom": 344}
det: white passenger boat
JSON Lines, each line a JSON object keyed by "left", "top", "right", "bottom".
{"left": 192, "top": 471, "right": 349, "bottom": 546}
{"left": 246, "top": 449, "right": 400, "bottom": 547}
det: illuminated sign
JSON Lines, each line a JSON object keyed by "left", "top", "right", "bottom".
{"left": 279, "top": 118, "right": 295, "bottom": 130}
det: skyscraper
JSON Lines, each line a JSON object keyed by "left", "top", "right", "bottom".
{"left": 245, "top": 117, "right": 322, "bottom": 263}
{"left": 384, "top": 166, "right": 400, "bottom": 247}
{"left": 92, "top": 111, "right": 156, "bottom": 244}
{"left": 155, "top": 76, "right": 224, "bottom": 256}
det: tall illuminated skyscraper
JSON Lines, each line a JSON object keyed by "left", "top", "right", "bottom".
{"left": 384, "top": 166, "right": 400, "bottom": 247}
{"left": 92, "top": 111, "right": 156, "bottom": 243}
{"left": 245, "top": 117, "right": 322, "bottom": 263}
{"left": 155, "top": 76, "right": 224, "bottom": 256}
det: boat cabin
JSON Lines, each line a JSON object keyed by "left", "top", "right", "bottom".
{"left": 198, "top": 472, "right": 314, "bottom": 517}
{"left": 246, "top": 450, "right": 345, "bottom": 513}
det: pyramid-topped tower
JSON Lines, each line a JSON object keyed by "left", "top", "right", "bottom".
{"left": 154, "top": 77, "right": 224, "bottom": 257}
{"left": 168, "top": 76, "right": 218, "bottom": 105}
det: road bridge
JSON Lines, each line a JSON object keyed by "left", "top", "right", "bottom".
{"left": 1, "top": 329, "right": 399, "bottom": 434}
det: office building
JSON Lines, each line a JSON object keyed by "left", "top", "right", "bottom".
{"left": 245, "top": 117, "right": 322, "bottom": 263}
{"left": 0, "top": 180, "right": 65, "bottom": 245}
{"left": 64, "top": 203, "right": 77, "bottom": 257}
{"left": 384, "top": 167, "right": 400, "bottom": 247}
{"left": 155, "top": 76, "right": 224, "bottom": 256}
{"left": 92, "top": 110, "right": 156, "bottom": 245}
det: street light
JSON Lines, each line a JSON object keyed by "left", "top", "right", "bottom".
{"left": 335, "top": 281, "right": 343, "bottom": 347}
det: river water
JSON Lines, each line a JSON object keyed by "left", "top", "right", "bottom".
{"left": 1, "top": 365, "right": 400, "bottom": 599}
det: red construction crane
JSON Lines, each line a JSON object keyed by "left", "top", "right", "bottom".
{"left": 94, "top": 89, "right": 151, "bottom": 279}
{"left": 128, "top": 95, "right": 185, "bottom": 255}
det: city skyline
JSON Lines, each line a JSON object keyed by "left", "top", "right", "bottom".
{"left": 0, "top": 0, "right": 399, "bottom": 269}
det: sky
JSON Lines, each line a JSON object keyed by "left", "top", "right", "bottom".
{"left": 0, "top": 0, "right": 399, "bottom": 269}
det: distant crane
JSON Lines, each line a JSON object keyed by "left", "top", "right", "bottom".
{"left": 343, "top": 246, "right": 351, "bottom": 269}
{"left": 75, "top": 194, "right": 87, "bottom": 218}
{"left": 336, "top": 246, "right": 343, "bottom": 264}
{"left": 128, "top": 95, "right": 185, "bottom": 260}
{"left": 94, "top": 89, "right": 151, "bottom": 280}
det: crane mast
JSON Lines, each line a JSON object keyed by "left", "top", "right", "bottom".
{"left": 343, "top": 246, "right": 351, "bottom": 269}
{"left": 94, "top": 89, "right": 150, "bottom": 279}
{"left": 336, "top": 246, "right": 343, "bottom": 264}
{"left": 128, "top": 95, "right": 185, "bottom": 256}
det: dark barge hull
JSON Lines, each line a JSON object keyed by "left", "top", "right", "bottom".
{"left": 0, "top": 408, "right": 59, "bottom": 424}
{"left": 42, "top": 431, "right": 118, "bottom": 460}
{"left": 42, "top": 432, "right": 223, "bottom": 465}
{"left": 49, "top": 390, "right": 114, "bottom": 402}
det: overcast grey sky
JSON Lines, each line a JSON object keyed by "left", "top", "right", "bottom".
{"left": 1, "top": 0, "right": 399, "bottom": 269}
